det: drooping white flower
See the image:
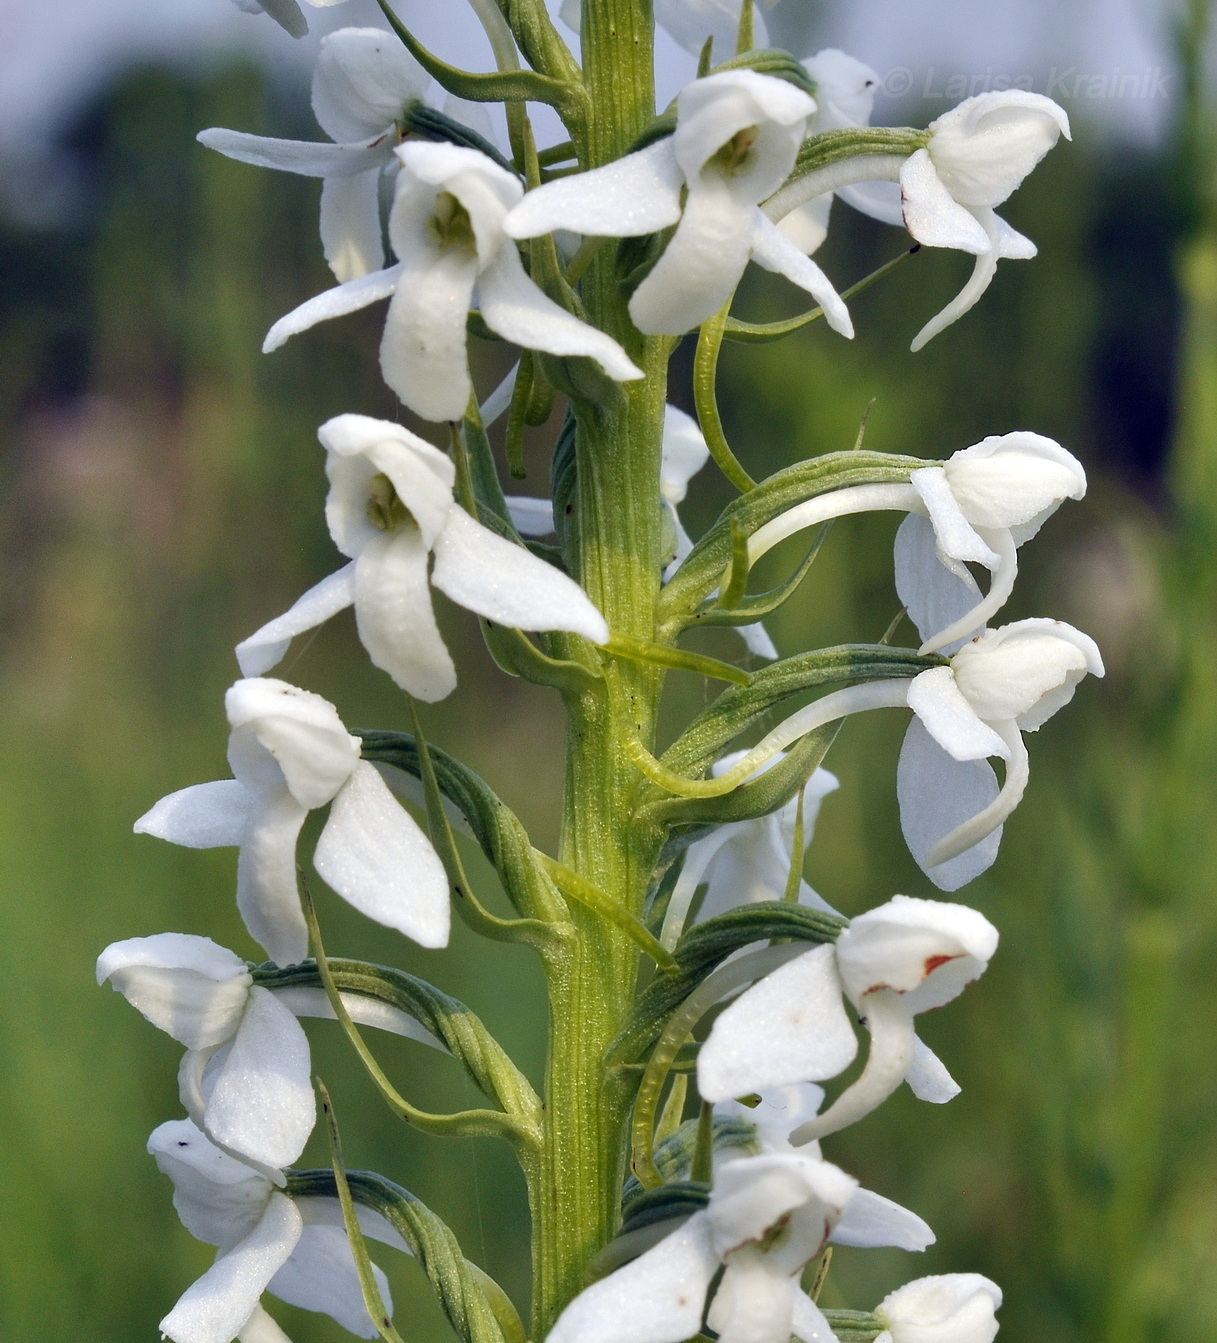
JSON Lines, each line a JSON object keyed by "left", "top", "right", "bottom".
{"left": 698, "top": 896, "right": 997, "bottom": 1138}
{"left": 200, "top": 30, "right": 430, "bottom": 284}
{"left": 898, "top": 618, "right": 1104, "bottom": 888}
{"left": 229, "top": 0, "right": 311, "bottom": 40}
{"left": 149, "top": 1118, "right": 405, "bottom": 1343}
{"left": 135, "top": 678, "right": 450, "bottom": 966}
{"left": 505, "top": 71, "right": 853, "bottom": 337}
{"left": 234, "top": 415, "right": 608, "bottom": 701}
{"left": 715, "top": 1086, "right": 936, "bottom": 1252}
{"left": 98, "top": 933, "right": 444, "bottom": 1172}
{"left": 873, "top": 1274, "right": 1002, "bottom": 1343}
{"left": 778, "top": 50, "right": 905, "bottom": 256}
{"left": 747, "top": 432, "right": 1087, "bottom": 654}
{"left": 900, "top": 92, "right": 1070, "bottom": 349}
{"left": 658, "top": 752, "right": 840, "bottom": 950}
{"left": 505, "top": 404, "right": 776, "bottom": 657}
{"left": 263, "top": 142, "right": 641, "bottom": 422}
{"left": 548, "top": 1151, "right": 858, "bottom": 1343}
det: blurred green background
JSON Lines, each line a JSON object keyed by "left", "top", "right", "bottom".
{"left": 1, "top": 8, "right": 1215, "bottom": 1342}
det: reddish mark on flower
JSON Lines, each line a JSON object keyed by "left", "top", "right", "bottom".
{"left": 924, "top": 954, "right": 956, "bottom": 975}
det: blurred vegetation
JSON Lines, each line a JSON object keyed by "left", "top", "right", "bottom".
{"left": 0, "top": 12, "right": 1213, "bottom": 1343}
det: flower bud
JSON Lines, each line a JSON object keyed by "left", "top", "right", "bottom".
{"left": 876, "top": 1273, "right": 1002, "bottom": 1343}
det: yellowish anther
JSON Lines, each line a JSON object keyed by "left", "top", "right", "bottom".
{"left": 432, "top": 190, "right": 476, "bottom": 249}
{"left": 366, "top": 473, "right": 411, "bottom": 532}
{"left": 712, "top": 126, "right": 759, "bottom": 176}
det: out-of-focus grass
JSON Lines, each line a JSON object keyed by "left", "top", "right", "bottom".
{"left": 0, "top": 43, "right": 1212, "bottom": 1343}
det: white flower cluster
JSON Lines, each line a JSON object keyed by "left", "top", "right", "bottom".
{"left": 99, "top": 6, "right": 1101, "bottom": 1340}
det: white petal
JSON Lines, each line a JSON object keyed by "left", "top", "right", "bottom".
{"left": 320, "top": 171, "right": 386, "bottom": 282}
{"left": 314, "top": 761, "right": 450, "bottom": 949}
{"left": 432, "top": 506, "right": 609, "bottom": 642}
{"left": 547, "top": 1217, "right": 719, "bottom": 1343}
{"left": 295, "top": 1195, "right": 411, "bottom": 1254}
{"left": 749, "top": 215, "right": 854, "bottom": 337}
{"left": 244, "top": 0, "right": 307, "bottom": 39}
{"left": 504, "top": 495, "right": 556, "bottom": 536}
{"left": 378, "top": 241, "right": 479, "bottom": 422}
{"left": 837, "top": 178, "right": 905, "bottom": 226}
{"left": 698, "top": 945, "right": 858, "bottom": 1102}
{"left": 893, "top": 514, "right": 984, "bottom": 654}
{"left": 237, "top": 790, "right": 311, "bottom": 965}
{"left": 736, "top": 622, "right": 778, "bottom": 660}
{"left": 263, "top": 264, "right": 402, "bottom": 353}
{"left": 478, "top": 244, "right": 643, "bottom": 382}
{"left": 791, "top": 1291, "right": 839, "bottom": 1343}
{"left": 98, "top": 934, "right": 252, "bottom": 1050}
{"left": 790, "top": 990, "right": 917, "bottom": 1142}
{"left": 777, "top": 195, "right": 832, "bottom": 256}
{"left": 906, "top": 1036, "right": 961, "bottom": 1103}
{"left": 660, "top": 825, "right": 734, "bottom": 950}
{"left": 710, "top": 1154, "right": 855, "bottom": 1265}
{"left": 312, "top": 27, "right": 429, "bottom": 142}
{"left": 273, "top": 984, "right": 447, "bottom": 1052}
{"left": 708, "top": 1252, "right": 794, "bottom": 1343}
{"left": 910, "top": 468, "right": 1000, "bottom": 568}
{"left": 654, "top": 0, "right": 766, "bottom": 57}
{"left": 503, "top": 139, "right": 684, "bottom": 240}
{"left": 478, "top": 362, "right": 518, "bottom": 427}
{"left": 197, "top": 128, "right": 392, "bottom": 178}
{"left": 629, "top": 175, "right": 753, "bottom": 334}
{"left": 831, "top": 1188, "right": 935, "bottom": 1251}
{"left": 160, "top": 1192, "right": 303, "bottom": 1343}
{"left": 661, "top": 405, "right": 710, "bottom": 502}
{"left": 238, "top": 1304, "right": 294, "bottom": 1343}
{"left": 922, "top": 723, "right": 1030, "bottom": 872}
{"left": 203, "top": 986, "right": 315, "bottom": 1170}
{"left": 906, "top": 668, "right": 1009, "bottom": 762}
{"left": 877, "top": 1272, "right": 1001, "bottom": 1343}
{"left": 909, "top": 211, "right": 1007, "bottom": 352}
{"left": 897, "top": 719, "right": 1003, "bottom": 891}
{"left": 927, "top": 90, "right": 1069, "bottom": 207}
{"left": 269, "top": 1223, "right": 389, "bottom": 1338}
{"left": 950, "top": 619, "right": 1102, "bottom": 727}
{"left": 353, "top": 527, "right": 456, "bottom": 701}
{"left": 899, "top": 151, "right": 992, "bottom": 254}
{"left": 235, "top": 564, "right": 357, "bottom": 677}
{"left": 135, "top": 779, "right": 254, "bottom": 849}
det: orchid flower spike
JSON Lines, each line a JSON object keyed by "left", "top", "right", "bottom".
{"left": 899, "top": 618, "right": 1104, "bottom": 888}
{"left": 506, "top": 405, "right": 776, "bottom": 658}
{"left": 778, "top": 50, "right": 905, "bottom": 256}
{"left": 548, "top": 1151, "right": 860, "bottom": 1343}
{"left": 505, "top": 71, "right": 853, "bottom": 337}
{"left": 747, "top": 431, "right": 1087, "bottom": 653}
{"left": 902, "top": 92, "right": 1070, "bottom": 349}
{"left": 235, "top": 415, "right": 608, "bottom": 701}
{"left": 714, "top": 1086, "right": 936, "bottom": 1253}
{"left": 134, "top": 677, "right": 450, "bottom": 966}
{"left": 873, "top": 1274, "right": 1002, "bottom": 1343}
{"left": 200, "top": 30, "right": 429, "bottom": 284}
{"left": 264, "top": 142, "right": 641, "bottom": 421}
{"left": 149, "top": 1118, "right": 406, "bottom": 1343}
{"left": 659, "top": 754, "right": 840, "bottom": 951}
{"left": 698, "top": 895, "right": 998, "bottom": 1137}
{"left": 98, "top": 932, "right": 444, "bottom": 1172}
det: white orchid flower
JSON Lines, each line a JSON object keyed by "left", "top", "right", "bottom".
{"left": 234, "top": 415, "right": 608, "bottom": 701}
{"left": 229, "top": 0, "right": 312, "bottom": 41}
{"left": 748, "top": 432, "right": 1087, "bottom": 654}
{"left": 765, "top": 91, "right": 1069, "bottom": 348}
{"left": 873, "top": 1274, "right": 1002, "bottom": 1343}
{"left": 548, "top": 1151, "right": 858, "bottom": 1343}
{"left": 714, "top": 1086, "right": 936, "bottom": 1252}
{"left": 659, "top": 752, "right": 840, "bottom": 950}
{"left": 135, "top": 678, "right": 449, "bottom": 966}
{"left": 149, "top": 1118, "right": 406, "bottom": 1343}
{"left": 778, "top": 50, "right": 906, "bottom": 256}
{"left": 200, "top": 30, "right": 429, "bottom": 285}
{"left": 700, "top": 616, "right": 1102, "bottom": 889}
{"left": 505, "top": 404, "right": 776, "bottom": 657}
{"left": 263, "top": 142, "right": 641, "bottom": 422}
{"left": 699, "top": 896, "right": 997, "bottom": 1140}
{"left": 505, "top": 71, "right": 853, "bottom": 337}
{"left": 98, "top": 933, "right": 444, "bottom": 1173}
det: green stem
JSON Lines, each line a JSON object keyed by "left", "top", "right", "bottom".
{"left": 530, "top": 3, "right": 667, "bottom": 1335}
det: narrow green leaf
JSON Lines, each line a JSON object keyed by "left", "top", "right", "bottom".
{"left": 605, "top": 634, "right": 753, "bottom": 686}
{"left": 536, "top": 852, "right": 679, "bottom": 971}
{"left": 286, "top": 1167, "right": 513, "bottom": 1343}
{"left": 620, "top": 1117, "right": 756, "bottom": 1212}
{"left": 317, "top": 1081, "right": 408, "bottom": 1343}
{"left": 403, "top": 103, "right": 516, "bottom": 173}
{"left": 481, "top": 621, "right": 603, "bottom": 695}
{"left": 821, "top": 1310, "right": 886, "bottom": 1342}
{"left": 694, "top": 302, "right": 756, "bottom": 492}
